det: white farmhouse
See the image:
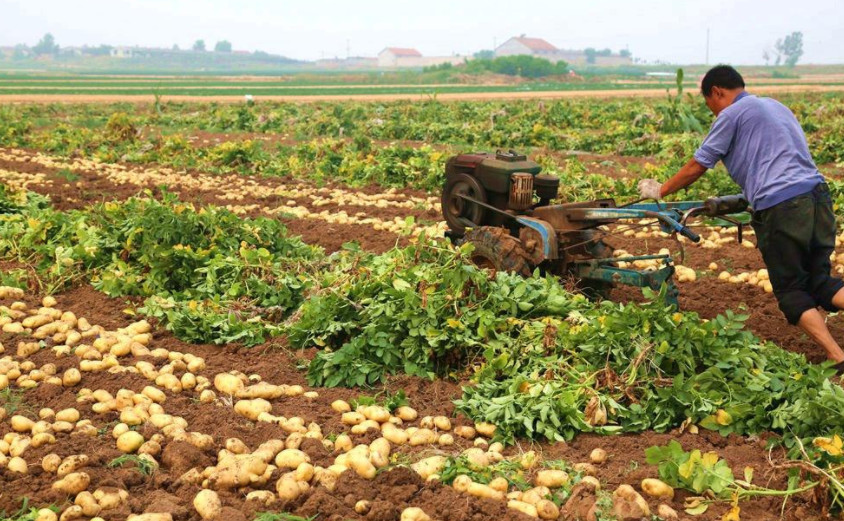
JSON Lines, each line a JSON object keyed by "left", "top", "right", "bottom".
{"left": 495, "top": 36, "right": 561, "bottom": 61}
{"left": 377, "top": 47, "right": 423, "bottom": 68}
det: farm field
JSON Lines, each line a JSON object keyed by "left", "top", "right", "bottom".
{"left": 1, "top": 71, "right": 844, "bottom": 103}
{"left": 1, "top": 92, "right": 844, "bottom": 521}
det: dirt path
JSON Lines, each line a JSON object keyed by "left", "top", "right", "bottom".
{"left": 3, "top": 83, "right": 844, "bottom": 104}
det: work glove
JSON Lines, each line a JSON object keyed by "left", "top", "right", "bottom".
{"left": 638, "top": 179, "right": 663, "bottom": 200}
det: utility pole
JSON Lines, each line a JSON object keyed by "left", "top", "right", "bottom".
{"left": 705, "top": 28, "right": 710, "bottom": 65}
{"left": 346, "top": 39, "right": 350, "bottom": 59}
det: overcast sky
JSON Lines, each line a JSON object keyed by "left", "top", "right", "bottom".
{"left": 1, "top": 0, "right": 841, "bottom": 65}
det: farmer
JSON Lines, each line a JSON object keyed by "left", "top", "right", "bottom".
{"left": 638, "top": 65, "right": 844, "bottom": 367}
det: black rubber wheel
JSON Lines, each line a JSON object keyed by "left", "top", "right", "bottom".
{"left": 442, "top": 173, "right": 487, "bottom": 234}
{"left": 464, "top": 227, "right": 533, "bottom": 276}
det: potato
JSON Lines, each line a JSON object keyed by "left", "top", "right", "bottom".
{"left": 42, "top": 453, "right": 62, "bottom": 473}
{"left": 535, "top": 469, "right": 569, "bottom": 488}
{"left": 641, "top": 478, "right": 674, "bottom": 500}
{"left": 58, "top": 455, "right": 89, "bottom": 477}
{"left": 475, "top": 422, "right": 496, "bottom": 437}
{"left": 35, "top": 509, "right": 58, "bottom": 521}
{"left": 199, "top": 390, "right": 216, "bottom": 404}
{"left": 409, "top": 428, "right": 437, "bottom": 446}
{"left": 226, "top": 438, "right": 249, "bottom": 454}
{"left": 411, "top": 456, "right": 447, "bottom": 480}
{"left": 32, "top": 432, "right": 56, "bottom": 448}
{"left": 452, "top": 475, "right": 473, "bottom": 493}
{"left": 61, "top": 369, "right": 82, "bottom": 387}
{"left": 363, "top": 405, "right": 390, "bottom": 423}
{"left": 59, "top": 505, "right": 83, "bottom": 521}
{"left": 438, "top": 434, "right": 454, "bottom": 446}
{"left": 117, "top": 431, "right": 145, "bottom": 453}
{"left": 234, "top": 398, "right": 272, "bottom": 421}
{"left": 193, "top": 489, "right": 222, "bottom": 520}
{"left": 370, "top": 438, "right": 391, "bottom": 459}
{"left": 590, "top": 448, "right": 607, "bottom": 464}
{"left": 355, "top": 500, "right": 371, "bottom": 514}
{"left": 521, "top": 486, "right": 551, "bottom": 505}
{"left": 214, "top": 373, "right": 244, "bottom": 395}
{"left": 295, "top": 462, "right": 315, "bottom": 482}
{"left": 507, "top": 500, "right": 538, "bottom": 517}
{"left": 11, "top": 415, "right": 34, "bottom": 433}
{"left": 348, "top": 451, "right": 377, "bottom": 479}
{"left": 74, "top": 491, "right": 101, "bottom": 517}
{"left": 56, "top": 408, "right": 80, "bottom": 423}
{"left": 382, "top": 424, "right": 408, "bottom": 445}
{"left": 276, "top": 475, "right": 304, "bottom": 501}
{"left": 245, "top": 490, "right": 277, "bottom": 507}
{"left": 454, "top": 425, "right": 476, "bottom": 439}
{"left": 334, "top": 434, "right": 353, "bottom": 452}
{"left": 275, "top": 449, "right": 310, "bottom": 469}
{"left": 341, "top": 412, "right": 366, "bottom": 425}
{"left": 536, "top": 499, "right": 560, "bottom": 520}
{"left": 467, "top": 482, "right": 504, "bottom": 500}
{"left": 126, "top": 515, "right": 173, "bottom": 521}
{"left": 8, "top": 456, "right": 27, "bottom": 474}
{"left": 489, "top": 477, "right": 509, "bottom": 493}
{"left": 53, "top": 472, "right": 91, "bottom": 495}
{"left": 395, "top": 406, "right": 418, "bottom": 422}
{"left": 400, "top": 507, "right": 431, "bottom": 521}
{"left": 426, "top": 415, "right": 450, "bottom": 431}
{"left": 657, "top": 504, "right": 679, "bottom": 521}
{"left": 331, "top": 400, "right": 351, "bottom": 413}
{"left": 462, "top": 448, "right": 489, "bottom": 470}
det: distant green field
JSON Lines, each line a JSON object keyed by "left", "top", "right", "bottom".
{"left": 0, "top": 70, "right": 841, "bottom": 97}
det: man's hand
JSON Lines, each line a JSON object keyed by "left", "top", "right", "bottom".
{"left": 638, "top": 179, "right": 663, "bottom": 200}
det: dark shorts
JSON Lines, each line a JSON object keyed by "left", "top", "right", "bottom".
{"left": 751, "top": 182, "right": 844, "bottom": 324}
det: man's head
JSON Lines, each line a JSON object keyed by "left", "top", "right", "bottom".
{"left": 701, "top": 65, "right": 746, "bottom": 115}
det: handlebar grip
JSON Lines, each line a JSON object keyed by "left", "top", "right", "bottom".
{"left": 680, "top": 226, "right": 701, "bottom": 243}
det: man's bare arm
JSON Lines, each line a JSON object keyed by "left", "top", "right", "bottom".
{"left": 660, "top": 158, "right": 708, "bottom": 197}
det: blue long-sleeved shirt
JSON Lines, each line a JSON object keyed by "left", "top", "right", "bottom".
{"left": 693, "top": 91, "right": 824, "bottom": 211}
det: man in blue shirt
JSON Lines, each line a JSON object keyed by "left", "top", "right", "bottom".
{"left": 639, "top": 65, "right": 844, "bottom": 367}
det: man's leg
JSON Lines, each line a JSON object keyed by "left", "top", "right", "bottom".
{"left": 798, "top": 308, "right": 844, "bottom": 362}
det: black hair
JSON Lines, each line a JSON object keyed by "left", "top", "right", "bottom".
{"left": 700, "top": 65, "right": 745, "bottom": 97}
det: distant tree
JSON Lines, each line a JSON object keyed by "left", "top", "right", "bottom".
{"left": 12, "top": 44, "right": 29, "bottom": 60}
{"left": 619, "top": 49, "right": 631, "bottom": 58}
{"left": 193, "top": 39, "right": 206, "bottom": 52}
{"left": 584, "top": 47, "right": 597, "bottom": 64}
{"left": 775, "top": 31, "right": 803, "bottom": 67}
{"left": 172, "top": 44, "right": 180, "bottom": 51}
{"left": 762, "top": 48, "right": 771, "bottom": 66}
{"left": 598, "top": 48, "right": 612, "bottom": 57}
{"left": 464, "top": 55, "right": 567, "bottom": 78}
{"left": 214, "top": 40, "right": 232, "bottom": 53}
{"left": 33, "top": 33, "right": 59, "bottom": 55}
{"left": 474, "top": 49, "right": 495, "bottom": 60}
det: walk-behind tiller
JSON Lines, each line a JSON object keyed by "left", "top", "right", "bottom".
{"left": 441, "top": 150, "right": 749, "bottom": 306}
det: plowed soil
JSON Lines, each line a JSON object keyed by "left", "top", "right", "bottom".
{"left": 0, "top": 286, "right": 826, "bottom": 521}
{"left": 0, "top": 146, "right": 836, "bottom": 521}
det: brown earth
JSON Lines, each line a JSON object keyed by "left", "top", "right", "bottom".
{"left": 0, "top": 285, "right": 827, "bottom": 521}
{"left": 0, "top": 145, "right": 837, "bottom": 521}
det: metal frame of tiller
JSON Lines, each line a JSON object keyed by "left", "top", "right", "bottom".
{"left": 456, "top": 194, "right": 749, "bottom": 307}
